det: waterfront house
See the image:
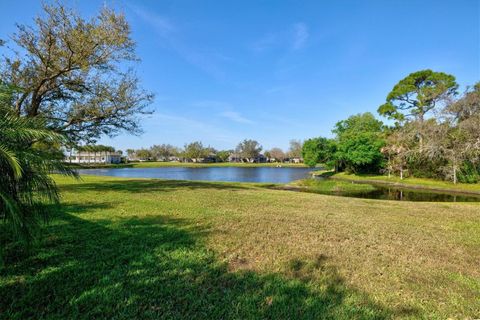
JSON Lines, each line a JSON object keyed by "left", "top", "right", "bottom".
{"left": 66, "top": 150, "right": 122, "bottom": 164}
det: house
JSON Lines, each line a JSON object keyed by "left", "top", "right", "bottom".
{"left": 66, "top": 151, "right": 122, "bottom": 164}
{"left": 289, "top": 157, "right": 303, "bottom": 164}
{"left": 186, "top": 153, "right": 218, "bottom": 163}
{"left": 156, "top": 156, "right": 180, "bottom": 162}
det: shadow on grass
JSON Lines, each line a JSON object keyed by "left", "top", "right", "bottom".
{"left": 60, "top": 179, "right": 251, "bottom": 194}
{"left": 1, "top": 202, "right": 419, "bottom": 319}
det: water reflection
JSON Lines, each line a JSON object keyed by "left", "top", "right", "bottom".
{"left": 305, "top": 182, "right": 480, "bottom": 202}
{"left": 77, "top": 167, "right": 314, "bottom": 184}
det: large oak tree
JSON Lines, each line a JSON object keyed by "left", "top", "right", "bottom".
{"left": 1, "top": 3, "right": 153, "bottom": 143}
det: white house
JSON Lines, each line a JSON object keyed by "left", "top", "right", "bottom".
{"left": 66, "top": 151, "right": 122, "bottom": 164}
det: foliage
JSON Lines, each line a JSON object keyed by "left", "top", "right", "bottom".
{"left": 0, "top": 85, "right": 76, "bottom": 250}
{"left": 446, "top": 82, "right": 480, "bottom": 121}
{"left": 235, "top": 139, "right": 262, "bottom": 161}
{"left": 183, "top": 141, "right": 208, "bottom": 161}
{"left": 379, "top": 82, "right": 480, "bottom": 183}
{"left": 216, "top": 150, "right": 232, "bottom": 162}
{"left": 378, "top": 69, "right": 457, "bottom": 123}
{"left": 77, "top": 145, "right": 116, "bottom": 153}
{"left": 150, "top": 144, "right": 180, "bottom": 161}
{"left": 287, "top": 139, "right": 303, "bottom": 159}
{"left": 268, "top": 147, "right": 286, "bottom": 162}
{"left": 0, "top": 2, "right": 153, "bottom": 143}
{"left": 301, "top": 137, "right": 336, "bottom": 168}
{"left": 135, "top": 149, "right": 153, "bottom": 160}
{"left": 332, "top": 113, "right": 385, "bottom": 173}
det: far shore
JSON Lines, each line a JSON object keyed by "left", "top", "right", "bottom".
{"left": 70, "top": 161, "right": 316, "bottom": 169}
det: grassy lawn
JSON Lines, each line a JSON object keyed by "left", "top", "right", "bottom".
{"left": 73, "top": 161, "right": 312, "bottom": 169}
{"left": 1, "top": 175, "right": 479, "bottom": 319}
{"left": 331, "top": 172, "right": 480, "bottom": 195}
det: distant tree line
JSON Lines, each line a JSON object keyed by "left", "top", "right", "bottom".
{"left": 301, "top": 70, "right": 480, "bottom": 184}
{"left": 124, "top": 139, "right": 304, "bottom": 163}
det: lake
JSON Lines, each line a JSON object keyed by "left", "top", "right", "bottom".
{"left": 77, "top": 167, "right": 315, "bottom": 183}
{"left": 76, "top": 167, "right": 480, "bottom": 202}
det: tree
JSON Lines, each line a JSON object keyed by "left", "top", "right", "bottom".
{"left": 333, "top": 113, "right": 385, "bottom": 173}
{"left": 1, "top": 3, "right": 153, "bottom": 143}
{"left": 135, "top": 149, "right": 152, "bottom": 161}
{"left": 126, "top": 149, "right": 135, "bottom": 159}
{"left": 216, "top": 150, "right": 232, "bottom": 162}
{"left": 287, "top": 140, "right": 303, "bottom": 159}
{"left": 0, "top": 85, "right": 75, "bottom": 253}
{"left": 236, "top": 139, "right": 262, "bottom": 162}
{"left": 433, "top": 84, "right": 480, "bottom": 183}
{"left": 150, "top": 144, "right": 179, "bottom": 161}
{"left": 183, "top": 141, "right": 207, "bottom": 161}
{"left": 302, "top": 137, "right": 336, "bottom": 168}
{"left": 268, "top": 148, "right": 285, "bottom": 162}
{"left": 378, "top": 70, "right": 457, "bottom": 123}
{"left": 264, "top": 151, "right": 272, "bottom": 160}
{"left": 381, "top": 127, "right": 415, "bottom": 179}
{"left": 446, "top": 82, "right": 480, "bottom": 122}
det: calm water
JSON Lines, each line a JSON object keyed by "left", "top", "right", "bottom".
{"left": 304, "top": 183, "right": 480, "bottom": 202}
{"left": 77, "top": 167, "right": 315, "bottom": 183}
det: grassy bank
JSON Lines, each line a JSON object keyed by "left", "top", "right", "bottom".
{"left": 331, "top": 172, "right": 480, "bottom": 195}
{"left": 1, "top": 175, "right": 479, "bottom": 319}
{"left": 286, "top": 178, "right": 377, "bottom": 195}
{"left": 72, "top": 161, "right": 312, "bottom": 169}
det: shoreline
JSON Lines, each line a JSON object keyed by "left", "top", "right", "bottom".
{"left": 329, "top": 173, "right": 480, "bottom": 196}
{"left": 69, "top": 162, "right": 314, "bottom": 169}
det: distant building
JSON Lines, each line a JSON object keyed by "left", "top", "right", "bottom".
{"left": 66, "top": 151, "right": 122, "bottom": 164}
{"left": 289, "top": 157, "right": 303, "bottom": 164}
{"left": 156, "top": 156, "right": 180, "bottom": 162}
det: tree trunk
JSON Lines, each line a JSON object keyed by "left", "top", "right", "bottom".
{"left": 387, "top": 155, "right": 391, "bottom": 178}
{"left": 400, "top": 167, "right": 403, "bottom": 180}
{"left": 453, "top": 165, "right": 457, "bottom": 184}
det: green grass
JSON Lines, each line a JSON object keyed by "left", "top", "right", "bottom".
{"left": 332, "top": 172, "right": 480, "bottom": 194}
{"left": 288, "top": 178, "right": 377, "bottom": 195}
{"left": 72, "top": 161, "right": 313, "bottom": 169}
{"left": 1, "top": 175, "right": 479, "bottom": 319}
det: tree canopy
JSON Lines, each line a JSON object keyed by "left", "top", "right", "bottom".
{"left": 150, "top": 144, "right": 179, "bottom": 160}
{"left": 302, "top": 137, "right": 335, "bottom": 168}
{"left": 268, "top": 148, "right": 286, "bottom": 162}
{"left": 333, "top": 113, "right": 385, "bottom": 173}
{"left": 236, "top": 139, "right": 262, "bottom": 161}
{"left": 0, "top": 2, "right": 153, "bottom": 143}
{"left": 183, "top": 141, "right": 208, "bottom": 161}
{"left": 378, "top": 70, "right": 457, "bottom": 123}
{"left": 287, "top": 140, "right": 303, "bottom": 159}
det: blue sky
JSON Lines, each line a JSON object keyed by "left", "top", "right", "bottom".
{"left": 1, "top": 0, "right": 479, "bottom": 151}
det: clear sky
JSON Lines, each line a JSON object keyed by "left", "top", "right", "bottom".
{"left": 1, "top": 0, "right": 479, "bottom": 151}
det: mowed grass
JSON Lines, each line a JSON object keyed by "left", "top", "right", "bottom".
{"left": 1, "top": 175, "right": 479, "bottom": 319}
